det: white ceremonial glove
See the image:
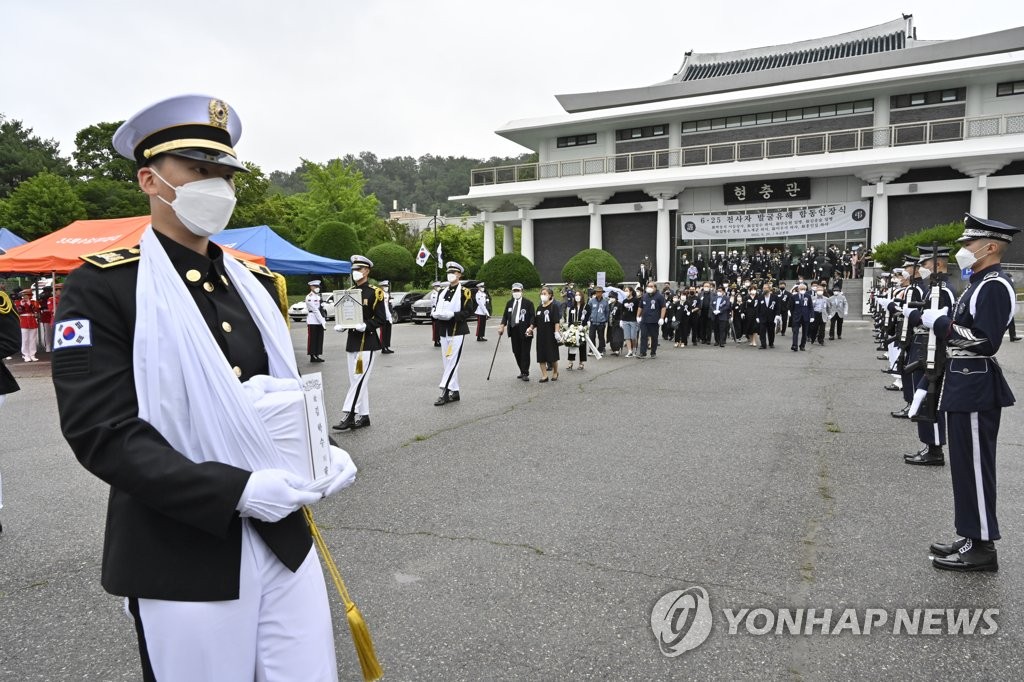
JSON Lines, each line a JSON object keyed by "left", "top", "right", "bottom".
{"left": 901, "top": 304, "right": 914, "bottom": 318}
{"left": 920, "top": 307, "right": 949, "bottom": 329}
{"left": 774, "top": 316, "right": 781, "bottom": 325}
{"left": 237, "top": 469, "right": 322, "bottom": 523}
{"left": 907, "top": 388, "right": 928, "bottom": 419}
{"left": 300, "top": 446, "right": 358, "bottom": 498}
{"left": 433, "top": 310, "right": 453, "bottom": 320}
{"left": 658, "top": 318, "right": 664, "bottom": 326}
{"left": 334, "top": 324, "right": 343, "bottom": 332}
{"left": 354, "top": 322, "right": 367, "bottom": 332}
{"left": 876, "top": 298, "right": 889, "bottom": 308}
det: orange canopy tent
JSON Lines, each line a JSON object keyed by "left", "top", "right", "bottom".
{"left": 0, "top": 216, "right": 266, "bottom": 273}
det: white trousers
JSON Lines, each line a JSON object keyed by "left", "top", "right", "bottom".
{"left": 40, "top": 322, "right": 52, "bottom": 352}
{"left": 134, "top": 521, "right": 337, "bottom": 682}
{"left": 439, "top": 334, "right": 464, "bottom": 391}
{"left": 21, "top": 328, "right": 37, "bottom": 360}
{"left": 343, "top": 350, "right": 376, "bottom": 416}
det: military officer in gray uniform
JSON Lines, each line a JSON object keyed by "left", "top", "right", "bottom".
{"left": 918, "top": 214, "right": 1019, "bottom": 572}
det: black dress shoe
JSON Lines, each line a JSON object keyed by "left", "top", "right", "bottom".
{"left": 929, "top": 537, "right": 968, "bottom": 557}
{"left": 434, "top": 390, "right": 450, "bottom": 406}
{"left": 877, "top": 355, "right": 887, "bottom": 360}
{"left": 433, "top": 342, "right": 442, "bottom": 347}
{"left": 1012, "top": 337, "right": 1022, "bottom": 342}
{"left": 352, "top": 415, "right": 371, "bottom": 429}
{"left": 332, "top": 413, "right": 354, "bottom": 431}
{"left": 520, "top": 375, "right": 530, "bottom": 381}
{"left": 905, "top": 445, "right": 944, "bottom": 466}
{"left": 891, "top": 405, "right": 910, "bottom": 418}
{"left": 449, "top": 390, "right": 460, "bottom": 402}
{"left": 883, "top": 384, "right": 902, "bottom": 391}
{"left": 932, "top": 539, "right": 998, "bottom": 572}
{"left": 477, "top": 337, "right": 487, "bottom": 342}
{"left": 381, "top": 348, "right": 394, "bottom": 354}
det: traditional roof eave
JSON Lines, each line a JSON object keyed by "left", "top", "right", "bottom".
{"left": 555, "top": 24, "right": 1024, "bottom": 113}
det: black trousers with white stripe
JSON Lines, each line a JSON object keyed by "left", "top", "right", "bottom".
{"left": 948, "top": 409, "right": 1001, "bottom": 542}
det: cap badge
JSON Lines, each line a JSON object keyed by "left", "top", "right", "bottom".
{"left": 208, "top": 99, "right": 229, "bottom": 130}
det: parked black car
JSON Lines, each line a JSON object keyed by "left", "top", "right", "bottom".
{"left": 391, "top": 291, "right": 426, "bottom": 322}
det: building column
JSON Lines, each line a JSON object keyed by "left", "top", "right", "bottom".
{"left": 644, "top": 185, "right": 682, "bottom": 283}
{"left": 482, "top": 212, "right": 496, "bottom": 263}
{"left": 503, "top": 224, "right": 514, "bottom": 254}
{"left": 857, "top": 168, "right": 905, "bottom": 247}
{"left": 954, "top": 161, "right": 1008, "bottom": 219}
{"left": 579, "top": 191, "right": 612, "bottom": 250}
{"left": 513, "top": 198, "right": 541, "bottom": 264}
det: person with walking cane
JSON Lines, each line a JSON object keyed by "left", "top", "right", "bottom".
{"left": 497, "top": 282, "right": 535, "bottom": 380}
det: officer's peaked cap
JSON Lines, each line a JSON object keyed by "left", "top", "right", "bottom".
{"left": 350, "top": 255, "right": 373, "bottom": 268}
{"left": 113, "top": 94, "right": 247, "bottom": 172}
{"left": 446, "top": 261, "right": 464, "bottom": 274}
{"left": 959, "top": 213, "right": 1022, "bottom": 244}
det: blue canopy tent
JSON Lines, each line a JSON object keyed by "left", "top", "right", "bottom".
{"left": 0, "top": 227, "right": 27, "bottom": 255}
{"left": 211, "top": 225, "right": 350, "bottom": 275}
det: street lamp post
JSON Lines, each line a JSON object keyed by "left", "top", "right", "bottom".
{"left": 427, "top": 209, "right": 445, "bottom": 282}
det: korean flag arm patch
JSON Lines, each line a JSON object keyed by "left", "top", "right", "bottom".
{"left": 54, "top": 319, "right": 93, "bottom": 349}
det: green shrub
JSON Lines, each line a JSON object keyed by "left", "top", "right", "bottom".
{"left": 305, "top": 220, "right": 362, "bottom": 262}
{"left": 870, "top": 222, "right": 964, "bottom": 269}
{"left": 475, "top": 253, "right": 541, "bottom": 290}
{"left": 366, "top": 242, "right": 416, "bottom": 285}
{"left": 561, "top": 249, "right": 625, "bottom": 285}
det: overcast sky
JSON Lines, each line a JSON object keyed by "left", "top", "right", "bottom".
{"left": 3, "top": 1, "right": 1023, "bottom": 174}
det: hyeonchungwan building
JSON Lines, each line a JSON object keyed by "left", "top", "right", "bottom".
{"left": 451, "top": 17, "right": 1024, "bottom": 282}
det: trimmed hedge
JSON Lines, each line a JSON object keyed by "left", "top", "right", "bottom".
{"left": 366, "top": 242, "right": 416, "bottom": 285}
{"left": 305, "top": 221, "right": 362, "bottom": 262}
{"left": 870, "top": 222, "right": 964, "bottom": 269}
{"left": 561, "top": 249, "right": 625, "bottom": 285}
{"left": 475, "top": 253, "right": 541, "bottom": 290}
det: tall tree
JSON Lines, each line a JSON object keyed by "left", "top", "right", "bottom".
{"left": 72, "top": 121, "right": 136, "bottom": 182}
{"left": 289, "top": 158, "right": 380, "bottom": 244}
{"left": 0, "top": 171, "right": 87, "bottom": 239}
{"left": 76, "top": 177, "right": 149, "bottom": 219}
{"left": 0, "top": 114, "right": 73, "bottom": 198}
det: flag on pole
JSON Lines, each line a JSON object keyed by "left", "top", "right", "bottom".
{"left": 436, "top": 242, "right": 443, "bottom": 265}
{"left": 415, "top": 243, "right": 430, "bottom": 267}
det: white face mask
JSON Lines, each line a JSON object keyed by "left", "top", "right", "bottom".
{"left": 575, "top": 295, "right": 582, "bottom": 302}
{"left": 539, "top": 294, "right": 550, "bottom": 303}
{"left": 955, "top": 245, "right": 987, "bottom": 271}
{"left": 646, "top": 287, "right": 656, "bottom": 294}
{"left": 151, "top": 168, "right": 236, "bottom": 238}
{"left": 312, "top": 287, "right": 319, "bottom": 294}
{"left": 447, "top": 272, "right": 458, "bottom": 283}
{"left": 512, "top": 291, "right": 522, "bottom": 300}
{"left": 352, "top": 269, "right": 367, "bottom": 282}
{"left": 917, "top": 266, "right": 931, "bottom": 280}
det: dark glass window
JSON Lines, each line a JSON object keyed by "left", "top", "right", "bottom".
{"left": 681, "top": 99, "right": 874, "bottom": 134}
{"left": 556, "top": 133, "right": 598, "bottom": 148}
{"left": 997, "top": 81, "right": 1024, "bottom": 97}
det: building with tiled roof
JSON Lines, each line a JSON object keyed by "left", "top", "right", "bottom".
{"left": 451, "top": 16, "right": 1024, "bottom": 282}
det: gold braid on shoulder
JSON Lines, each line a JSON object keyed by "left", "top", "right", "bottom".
{"left": 0, "top": 291, "right": 12, "bottom": 315}
{"left": 272, "top": 273, "right": 289, "bottom": 322}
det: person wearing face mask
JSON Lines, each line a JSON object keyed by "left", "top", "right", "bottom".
{"left": 305, "top": 280, "right": 327, "bottom": 363}
{"left": 431, "top": 261, "right": 474, "bottom": 405}
{"left": 810, "top": 283, "right": 830, "bottom": 345}
{"left": 777, "top": 281, "right": 790, "bottom": 336}
{"left": 332, "top": 255, "right": 387, "bottom": 431}
{"left": 667, "top": 292, "right": 684, "bottom": 347}
{"left": 379, "top": 280, "right": 395, "bottom": 354}
{"left": 586, "top": 286, "right": 609, "bottom": 355}
{"left": 606, "top": 291, "right": 623, "bottom": 355}
{"left": 498, "top": 282, "right": 535, "bottom": 380}
{"left": 52, "top": 95, "right": 357, "bottom": 680}
{"left": 790, "top": 283, "right": 812, "bottom": 351}
{"left": 527, "top": 286, "right": 561, "bottom": 381}
{"left": 638, "top": 283, "right": 666, "bottom": 357}
{"left": 429, "top": 281, "right": 443, "bottom": 347}
{"left": 710, "top": 286, "right": 731, "bottom": 347}
{"left": 474, "top": 281, "right": 492, "bottom": 342}
{"left": 755, "top": 284, "right": 779, "bottom": 349}
{"left": 698, "top": 283, "right": 714, "bottom": 344}
{"left": 912, "top": 214, "right": 1020, "bottom": 572}
{"left": 565, "top": 289, "right": 590, "bottom": 370}
{"left": 620, "top": 287, "right": 640, "bottom": 357}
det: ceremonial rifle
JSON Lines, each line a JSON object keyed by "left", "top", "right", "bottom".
{"left": 910, "top": 243, "right": 946, "bottom": 423}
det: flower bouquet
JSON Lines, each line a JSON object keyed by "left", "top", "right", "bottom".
{"left": 562, "top": 323, "right": 588, "bottom": 347}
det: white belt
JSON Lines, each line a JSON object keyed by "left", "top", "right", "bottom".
{"left": 946, "top": 349, "right": 992, "bottom": 358}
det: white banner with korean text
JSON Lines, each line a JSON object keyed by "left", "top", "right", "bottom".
{"left": 678, "top": 202, "right": 870, "bottom": 240}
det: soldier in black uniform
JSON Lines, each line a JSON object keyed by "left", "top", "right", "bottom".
{"left": 332, "top": 255, "right": 387, "bottom": 431}
{"left": 498, "top": 282, "right": 535, "bottom": 380}
{"left": 903, "top": 247, "right": 955, "bottom": 465}
{"left": 51, "top": 95, "right": 347, "bottom": 680}
{"left": 920, "top": 214, "right": 1020, "bottom": 572}
{"left": 379, "top": 279, "right": 395, "bottom": 354}
{"left": 431, "top": 261, "right": 474, "bottom": 405}
{"left": 1, "top": 287, "right": 21, "bottom": 534}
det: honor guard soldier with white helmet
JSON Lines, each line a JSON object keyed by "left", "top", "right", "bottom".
{"left": 431, "top": 261, "right": 474, "bottom": 405}
{"left": 378, "top": 280, "right": 395, "bottom": 354}
{"left": 917, "top": 214, "right": 1020, "bottom": 572}
{"left": 305, "top": 279, "right": 327, "bottom": 363}
{"left": 333, "top": 255, "right": 387, "bottom": 431}
{"left": 52, "top": 94, "right": 357, "bottom": 680}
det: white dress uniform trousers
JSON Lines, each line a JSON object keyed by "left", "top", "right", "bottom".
{"left": 343, "top": 349, "right": 376, "bottom": 417}
{"left": 21, "top": 328, "right": 38, "bottom": 362}
{"left": 439, "top": 334, "right": 464, "bottom": 391}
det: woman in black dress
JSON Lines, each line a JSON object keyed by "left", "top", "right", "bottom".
{"left": 528, "top": 286, "right": 561, "bottom": 382}
{"left": 564, "top": 290, "right": 590, "bottom": 370}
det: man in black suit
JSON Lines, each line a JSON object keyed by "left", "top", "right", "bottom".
{"left": 790, "top": 283, "right": 813, "bottom": 350}
{"left": 698, "top": 283, "right": 714, "bottom": 344}
{"left": 711, "top": 285, "right": 732, "bottom": 347}
{"left": 755, "top": 284, "right": 780, "bottom": 349}
{"left": 498, "top": 282, "right": 536, "bottom": 380}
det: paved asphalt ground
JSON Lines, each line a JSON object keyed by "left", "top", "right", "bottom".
{"left": 2, "top": 314, "right": 1023, "bottom": 681}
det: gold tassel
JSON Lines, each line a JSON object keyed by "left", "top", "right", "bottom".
{"left": 355, "top": 352, "right": 364, "bottom": 375}
{"left": 303, "top": 507, "right": 383, "bottom": 681}
{"left": 445, "top": 342, "right": 453, "bottom": 358}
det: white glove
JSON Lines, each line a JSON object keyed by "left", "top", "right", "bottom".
{"left": 433, "top": 310, "right": 453, "bottom": 320}
{"left": 300, "top": 446, "right": 358, "bottom": 498}
{"left": 619, "top": 321, "right": 625, "bottom": 329}
{"left": 334, "top": 324, "right": 343, "bottom": 332}
{"left": 921, "top": 307, "right": 949, "bottom": 329}
{"left": 901, "top": 304, "right": 914, "bottom": 318}
{"left": 554, "top": 331, "right": 563, "bottom": 343}
{"left": 774, "top": 316, "right": 781, "bottom": 325}
{"left": 354, "top": 322, "right": 367, "bottom": 332}
{"left": 877, "top": 298, "right": 889, "bottom": 308}
{"left": 237, "top": 469, "right": 322, "bottom": 523}
{"left": 658, "top": 318, "right": 664, "bottom": 326}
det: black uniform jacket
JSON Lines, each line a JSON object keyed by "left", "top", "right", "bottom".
{"left": 1, "top": 291, "right": 21, "bottom": 395}
{"left": 52, "top": 233, "right": 311, "bottom": 601}
{"left": 434, "top": 283, "right": 474, "bottom": 336}
{"left": 345, "top": 282, "right": 388, "bottom": 352}
{"left": 501, "top": 296, "right": 535, "bottom": 331}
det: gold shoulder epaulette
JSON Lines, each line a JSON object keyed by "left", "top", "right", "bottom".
{"left": 237, "top": 258, "right": 274, "bottom": 278}
{"left": 0, "top": 291, "right": 12, "bottom": 314}
{"left": 373, "top": 286, "right": 385, "bottom": 303}
{"left": 81, "top": 247, "right": 141, "bottom": 268}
